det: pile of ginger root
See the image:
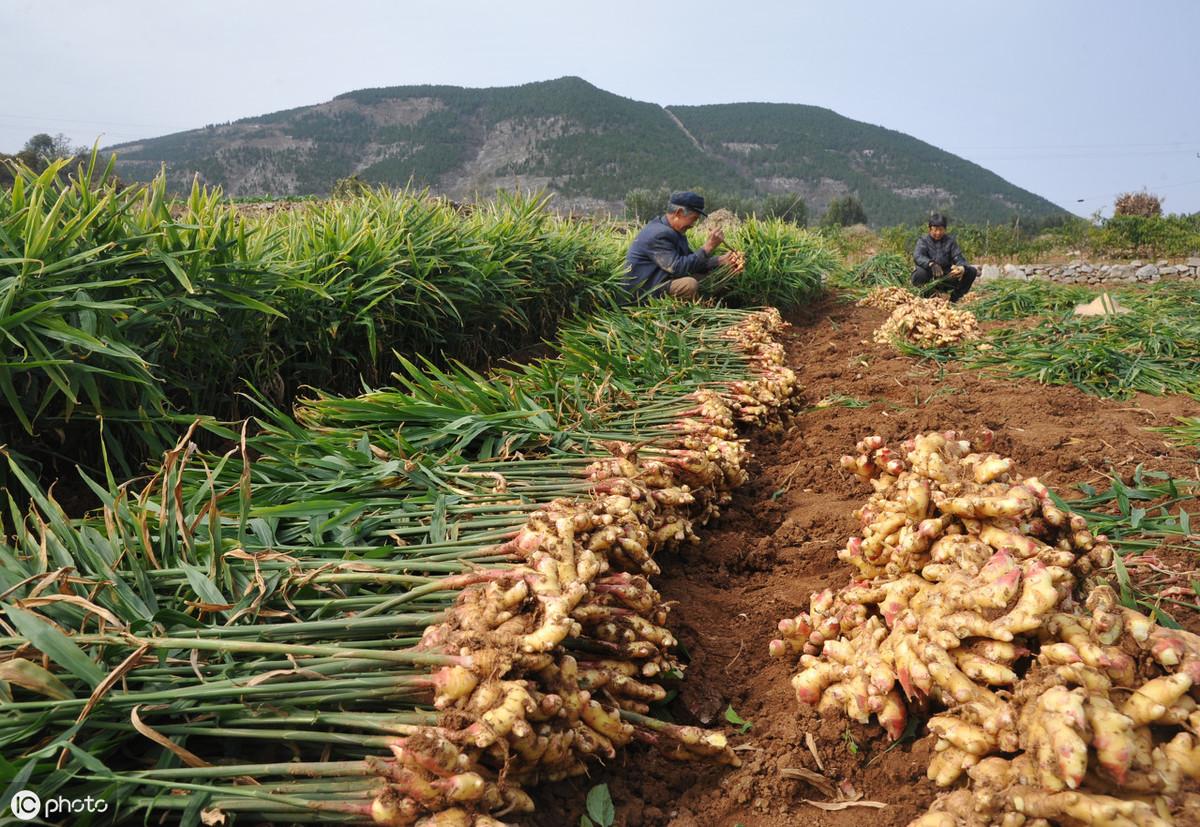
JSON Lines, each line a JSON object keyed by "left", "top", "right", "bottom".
{"left": 770, "top": 430, "right": 1200, "bottom": 826}
{"left": 366, "top": 309, "right": 795, "bottom": 826}
{"left": 858, "top": 286, "right": 920, "bottom": 312}
{"left": 858, "top": 287, "right": 981, "bottom": 349}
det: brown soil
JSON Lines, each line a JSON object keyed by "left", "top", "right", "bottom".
{"left": 527, "top": 295, "right": 1200, "bottom": 827}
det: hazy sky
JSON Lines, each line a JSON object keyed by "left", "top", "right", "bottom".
{"left": 4, "top": 0, "right": 1198, "bottom": 216}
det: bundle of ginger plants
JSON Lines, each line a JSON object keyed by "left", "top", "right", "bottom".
{"left": 0, "top": 308, "right": 797, "bottom": 827}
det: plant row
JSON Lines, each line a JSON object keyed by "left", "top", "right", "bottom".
{"left": 0, "top": 302, "right": 797, "bottom": 825}
{"left": 1, "top": 155, "right": 835, "bottom": 487}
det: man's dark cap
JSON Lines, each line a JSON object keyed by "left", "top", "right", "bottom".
{"left": 669, "top": 191, "right": 707, "bottom": 216}
{"left": 928, "top": 212, "right": 947, "bottom": 227}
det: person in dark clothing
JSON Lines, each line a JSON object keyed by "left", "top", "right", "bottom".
{"left": 624, "top": 191, "right": 741, "bottom": 300}
{"left": 912, "top": 213, "right": 977, "bottom": 302}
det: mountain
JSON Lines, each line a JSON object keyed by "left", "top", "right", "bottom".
{"left": 107, "top": 77, "right": 1065, "bottom": 225}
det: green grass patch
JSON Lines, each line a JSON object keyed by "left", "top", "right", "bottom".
{"left": 1156, "top": 417, "right": 1200, "bottom": 451}
{"left": 1056, "top": 468, "right": 1200, "bottom": 624}
{"left": 896, "top": 282, "right": 1200, "bottom": 400}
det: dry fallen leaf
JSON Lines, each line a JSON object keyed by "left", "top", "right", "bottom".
{"left": 805, "top": 732, "right": 825, "bottom": 771}
{"left": 780, "top": 767, "right": 837, "bottom": 799}
{"left": 802, "top": 800, "right": 888, "bottom": 811}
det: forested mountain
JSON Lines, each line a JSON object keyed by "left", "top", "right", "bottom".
{"left": 107, "top": 77, "right": 1065, "bottom": 224}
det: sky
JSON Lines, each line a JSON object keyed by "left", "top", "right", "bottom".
{"left": 3, "top": 0, "right": 1199, "bottom": 217}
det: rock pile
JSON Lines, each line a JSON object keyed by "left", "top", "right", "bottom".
{"left": 979, "top": 258, "right": 1200, "bottom": 286}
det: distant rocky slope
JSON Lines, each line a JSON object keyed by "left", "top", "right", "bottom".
{"left": 108, "top": 77, "right": 1065, "bottom": 224}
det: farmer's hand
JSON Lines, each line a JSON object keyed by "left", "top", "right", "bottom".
{"left": 929, "top": 262, "right": 944, "bottom": 279}
{"left": 703, "top": 228, "right": 725, "bottom": 254}
{"left": 950, "top": 264, "right": 965, "bottom": 279}
{"left": 718, "top": 251, "right": 744, "bottom": 273}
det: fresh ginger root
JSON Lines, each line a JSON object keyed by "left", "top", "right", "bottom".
{"left": 859, "top": 290, "right": 981, "bottom": 349}
{"left": 780, "top": 432, "right": 1200, "bottom": 825}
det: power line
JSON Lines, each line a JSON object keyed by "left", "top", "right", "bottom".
{"left": 972, "top": 149, "right": 1198, "bottom": 162}
{"left": 0, "top": 129, "right": 151, "bottom": 144}
{"left": 1068, "top": 176, "right": 1200, "bottom": 206}
{"left": 952, "top": 140, "right": 1197, "bottom": 151}
{"left": 0, "top": 111, "right": 186, "bottom": 130}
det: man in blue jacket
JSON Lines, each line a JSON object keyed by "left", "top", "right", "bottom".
{"left": 625, "top": 191, "right": 740, "bottom": 300}
{"left": 912, "top": 213, "right": 977, "bottom": 302}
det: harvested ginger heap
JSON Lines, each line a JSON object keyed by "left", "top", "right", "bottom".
{"left": 859, "top": 288, "right": 981, "bottom": 349}
{"left": 772, "top": 431, "right": 1200, "bottom": 826}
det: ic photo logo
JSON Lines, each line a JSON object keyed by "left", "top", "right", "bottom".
{"left": 6, "top": 789, "right": 108, "bottom": 821}
{"left": 8, "top": 790, "right": 40, "bottom": 820}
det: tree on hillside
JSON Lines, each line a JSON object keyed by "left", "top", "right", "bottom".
{"left": 332, "top": 175, "right": 371, "bottom": 199}
{"left": 3, "top": 133, "right": 84, "bottom": 186}
{"left": 761, "top": 193, "right": 807, "bottom": 227}
{"left": 821, "top": 195, "right": 868, "bottom": 227}
{"left": 2, "top": 134, "right": 100, "bottom": 189}
{"left": 625, "top": 188, "right": 811, "bottom": 226}
{"left": 624, "top": 188, "right": 671, "bottom": 223}
{"left": 1114, "top": 191, "right": 1163, "bottom": 218}
{"left": 22, "top": 133, "right": 83, "bottom": 165}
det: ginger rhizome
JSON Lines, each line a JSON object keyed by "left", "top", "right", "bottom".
{"left": 859, "top": 289, "right": 981, "bottom": 348}
{"left": 772, "top": 430, "right": 1200, "bottom": 826}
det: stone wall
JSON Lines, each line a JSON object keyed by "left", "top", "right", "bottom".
{"left": 978, "top": 257, "right": 1200, "bottom": 285}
